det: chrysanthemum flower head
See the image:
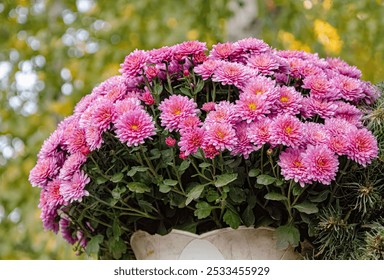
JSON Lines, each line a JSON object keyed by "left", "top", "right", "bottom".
{"left": 159, "top": 95, "right": 199, "bottom": 132}
{"left": 212, "top": 61, "right": 253, "bottom": 88}
{"left": 179, "top": 127, "right": 205, "bottom": 156}
{"left": 60, "top": 170, "right": 90, "bottom": 203}
{"left": 241, "top": 76, "right": 278, "bottom": 101}
{"left": 114, "top": 109, "right": 156, "bottom": 147}
{"left": 231, "top": 122, "right": 257, "bottom": 159}
{"left": 194, "top": 60, "right": 221, "bottom": 79}
{"left": 247, "top": 117, "right": 273, "bottom": 147}
{"left": 304, "top": 122, "right": 330, "bottom": 146}
{"left": 205, "top": 101, "right": 237, "bottom": 125}
{"left": 114, "top": 97, "right": 142, "bottom": 115}
{"left": 210, "top": 42, "right": 239, "bottom": 60}
{"left": 204, "top": 122, "right": 237, "bottom": 151}
{"left": 119, "top": 49, "right": 148, "bottom": 78}
{"left": 247, "top": 53, "right": 280, "bottom": 75}
{"left": 301, "top": 97, "right": 338, "bottom": 119}
{"left": 29, "top": 157, "right": 59, "bottom": 187}
{"left": 173, "top": 40, "right": 207, "bottom": 59}
{"left": 346, "top": 128, "right": 378, "bottom": 166}
{"left": 302, "top": 73, "right": 337, "bottom": 100}
{"left": 235, "top": 93, "right": 271, "bottom": 123}
{"left": 272, "top": 86, "right": 303, "bottom": 115}
{"left": 235, "top": 37, "right": 270, "bottom": 56}
{"left": 302, "top": 144, "right": 339, "bottom": 185}
{"left": 270, "top": 114, "right": 303, "bottom": 148}
{"left": 278, "top": 148, "right": 311, "bottom": 187}
{"left": 333, "top": 74, "right": 364, "bottom": 102}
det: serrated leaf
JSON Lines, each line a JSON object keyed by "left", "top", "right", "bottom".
{"left": 127, "top": 182, "right": 150, "bottom": 193}
{"left": 223, "top": 209, "right": 241, "bottom": 229}
{"left": 257, "top": 174, "right": 276, "bottom": 185}
{"left": 206, "top": 189, "right": 220, "bottom": 202}
{"left": 110, "top": 172, "right": 124, "bottom": 183}
{"left": 163, "top": 179, "right": 178, "bottom": 186}
{"left": 275, "top": 224, "right": 300, "bottom": 249}
{"left": 215, "top": 173, "right": 238, "bottom": 188}
{"left": 293, "top": 202, "right": 319, "bottom": 214}
{"left": 85, "top": 234, "right": 104, "bottom": 255}
{"left": 159, "top": 184, "right": 171, "bottom": 193}
{"left": 108, "top": 238, "right": 127, "bottom": 259}
{"left": 248, "top": 168, "right": 260, "bottom": 177}
{"left": 264, "top": 192, "right": 287, "bottom": 201}
{"left": 194, "top": 201, "right": 212, "bottom": 219}
{"left": 186, "top": 184, "right": 205, "bottom": 205}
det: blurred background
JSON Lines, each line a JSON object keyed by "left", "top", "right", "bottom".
{"left": 0, "top": 0, "right": 383, "bottom": 259}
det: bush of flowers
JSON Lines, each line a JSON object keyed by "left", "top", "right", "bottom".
{"left": 29, "top": 37, "right": 381, "bottom": 259}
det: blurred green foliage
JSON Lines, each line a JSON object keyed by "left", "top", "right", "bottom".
{"left": 0, "top": 0, "right": 383, "bottom": 259}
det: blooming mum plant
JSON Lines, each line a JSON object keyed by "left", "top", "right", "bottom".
{"left": 29, "top": 38, "right": 381, "bottom": 259}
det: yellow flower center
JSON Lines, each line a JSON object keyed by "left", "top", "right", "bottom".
{"left": 280, "top": 96, "right": 289, "bottom": 103}
{"left": 131, "top": 124, "right": 139, "bottom": 130}
{"left": 293, "top": 160, "right": 302, "bottom": 167}
{"left": 173, "top": 109, "right": 181, "bottom": 115}
{"left": 248, "top": 103, "right": 257, "bottom": 111}
{"left": 285, "top": 126, "right": 292, "bottom": 134}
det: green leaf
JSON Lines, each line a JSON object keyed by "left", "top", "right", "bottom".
{"left": 180, "top": 87, "right": 192, "bottom": 96}
{"left": 163, "top": 179, "right": 178, "bottom": 186}
{"left": 153, "top": 83, "right": 163, "bottom": 95}
{"left": 206, "top": 189, "right": 220, "bottom": 202}
{"left": 194, "top": 201, "right": 212, "bottom": 219}
{"left": 85, "top": 234, "right": 104, "bottom": 255}
{"left": 96, "top": 176, "right": 108, "bottom": 184}
{"left": 293, "top": 202, "right": 319, "bottom": 214}
{"left": 108, "top": 238, "right": 127, "bottom": 259}
{"left": 242, "top": 206, "right": 255, "bottom": 227}
{"left": 112, "top": 219, "right": 121, "bottom": 240}
{"left": 127, "top": 182, "right": 150, "bottom": 193}
{"left": 199, "top": 162, "right": 211, "bottom": 168}
{"left": 275, "top": 224, "right": 300, "bottom": 249}
{"left": 257, "top": 174, "right": 276, "bottom": 185}
{"left": 215, "top": 173, "right": 238, "bottom": 188}
{"left": 194, "top": 79, "right": 205, "bottom": 94}
{"left": 264, "top": 192, "right": 287, "bottom": 201}
{"left": 178, "top": 160, "right": 190, "bottom": 173}
{"left": 309, "top": 190, "right": 330, "bottom": 203}
{"left": 127, "top": 166, "right": 149, "bottom": 177}
{"left": 223, "top": 209, "right": 241, "bottom": 229}
{"left": 229, "top": 187, "right": 246, "bottom": 203}
{"left": 159, "top": 184, "right": 171, "bottom": 193}
{"left": 186, "top": 184, "right": 205, "bottom": 205}
{"left": 110, "top": 172, "right": 124, "bottom": 183}
{"left": 248, "top": 168, "right": 260, "bottom": 177}
{"left": 292, "top": 184, "right": 305, "bottom": 196}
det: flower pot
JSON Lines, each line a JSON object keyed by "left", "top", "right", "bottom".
{"left": 130, "top": 226, "right": 301, "bottom": 260}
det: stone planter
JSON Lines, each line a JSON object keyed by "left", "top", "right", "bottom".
{"left": 130, "top": 226, "right": 301, "bottom": 260}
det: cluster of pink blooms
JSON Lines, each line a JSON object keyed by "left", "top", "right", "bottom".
{"left": 29, "top": 38, "right": 379, "bottom": 243}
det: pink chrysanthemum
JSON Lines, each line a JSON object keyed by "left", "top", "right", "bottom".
{"left": 45, "top": 178, "right": 65, "bottom": 208}
{"left": 119, "top": 49, "right": 148, "bottom": 78}
{"left": 65, "top": 125, "right": 90, "bottom": 156}
{"left": 37, "top": 129, "right": 65, "bottom": 159}
{"left": 147, "top": 46, "right": 174, "bottom": 64}
{"left": 194, "top": 60, "right": 221, "bottom": 79}
{"left": 74, "top": 94, "right": 98, "bottom": 115}
{"left": 173, "top": 40, "right": 207, "bottom": 58}
{"left": 114, "top": 97, "right": 143, "bottom": 115}
{"left": 235, "top": 93, "right": 271, "bottom": 123}
{"left": 285, "top": 57, "right": 306, "bottom": 79}
{"left": 270, "top": 114, "right": 303, "bottom": 148}
{"left": 212, "top": 61, "right": 253, "bottom": 88}
{"left": 205, "top": 101, "right": 237, "bottom": 125}
{"left": 302, "top": 144, "right": 339, "bottom": 185}
{"left": 278, "top": 148, "right": 311, "bottom": 187}
{"left": 301, "top": 97, "right": 338, "bottom": 119}
{"left": 204, "top": 122, "right": 237, "bottom": 151}
{"left": 114, "top": 109, "right": 156, "bottom": 147}
{"left": 210, "top": 42, "right": 240, "bottom": 60}
{"left": 165, "top": 136, "right": 176, "bottom": 147}
{"left": 334, "top": 101, "right": 363, "bottom": 127}
{"left": 247, "top": 53, "right": 280, "bottom": 75}
{"left": 333, "top": 75, "right": 364, "bottom": 102}
{"left": 145, "top": 66, "right": 160, "bottom": 81}
{"left": 326, "top": 135, "right": 349, "bottom": 156}
{"left": 298, "top": 61, "right": 323, "bottom": 78}
{"left": 179, "top": 127, "right": 205, "bottom": 156}
{"left": 90, "top": 99, "right": 116, "bottom": 131}
{"left": 247, "top": 117, "right": 273, "bottom": 147}
{"left": 235, "top": 37, "right": 270, "bottom": 55}
{"left": 104, "top": 80, "right": 127, "bottom": 102}
{"left": 179, "top": 115, "right": 202, "bottom": 132}
{"left": 241, "top": 76, "right": 278, "bottom": 102}
{"left": 231, "top": 122, "right": 257, "bottom": 159}
{"left": 60, "top": 170, "right": 90, "bottom": 202}
{"left": 159, "top": 95, "right": 199, "bottom": 132}
{"left": 29, "top": 157, "right": 59, "bottom": 187}
{"left": 85, "top": 124, "right": 104, "bottom": 151}
{"left": 201, "top": 102, "right": 216, "bottom": 112}
{"left": 326, "top": 57, "right": 362, "bottom": 79}
{"left": 140, "top": 91, "right": 155, "bottom": 105}
{"left": 59, "top": 152, "right": 87, "bottom": 181}
{"left": 39, "top": 201, "right": 59, "bottom": 233}
{"left": 362, "top": 81, "right": 380, "bottom": 105}
{"left": 304, "top": 122, "right": 330, "bottom": 146}
{"left": 302, "top": 74, "right": 337, "bottom": 100}
{"left": 273, "top": 86, "right": 303, "bottom": 115}
{"left": 201, "top": 143, "right": 220, "bottom": 159}
{"left": 60, "top": 217, "right": 77, "bottom": 245}
{"left": 324, "top": 117, "right": 357, "bottom": 137}
{"left": 345, "top": 128, "right": 378, "bottom": 166}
